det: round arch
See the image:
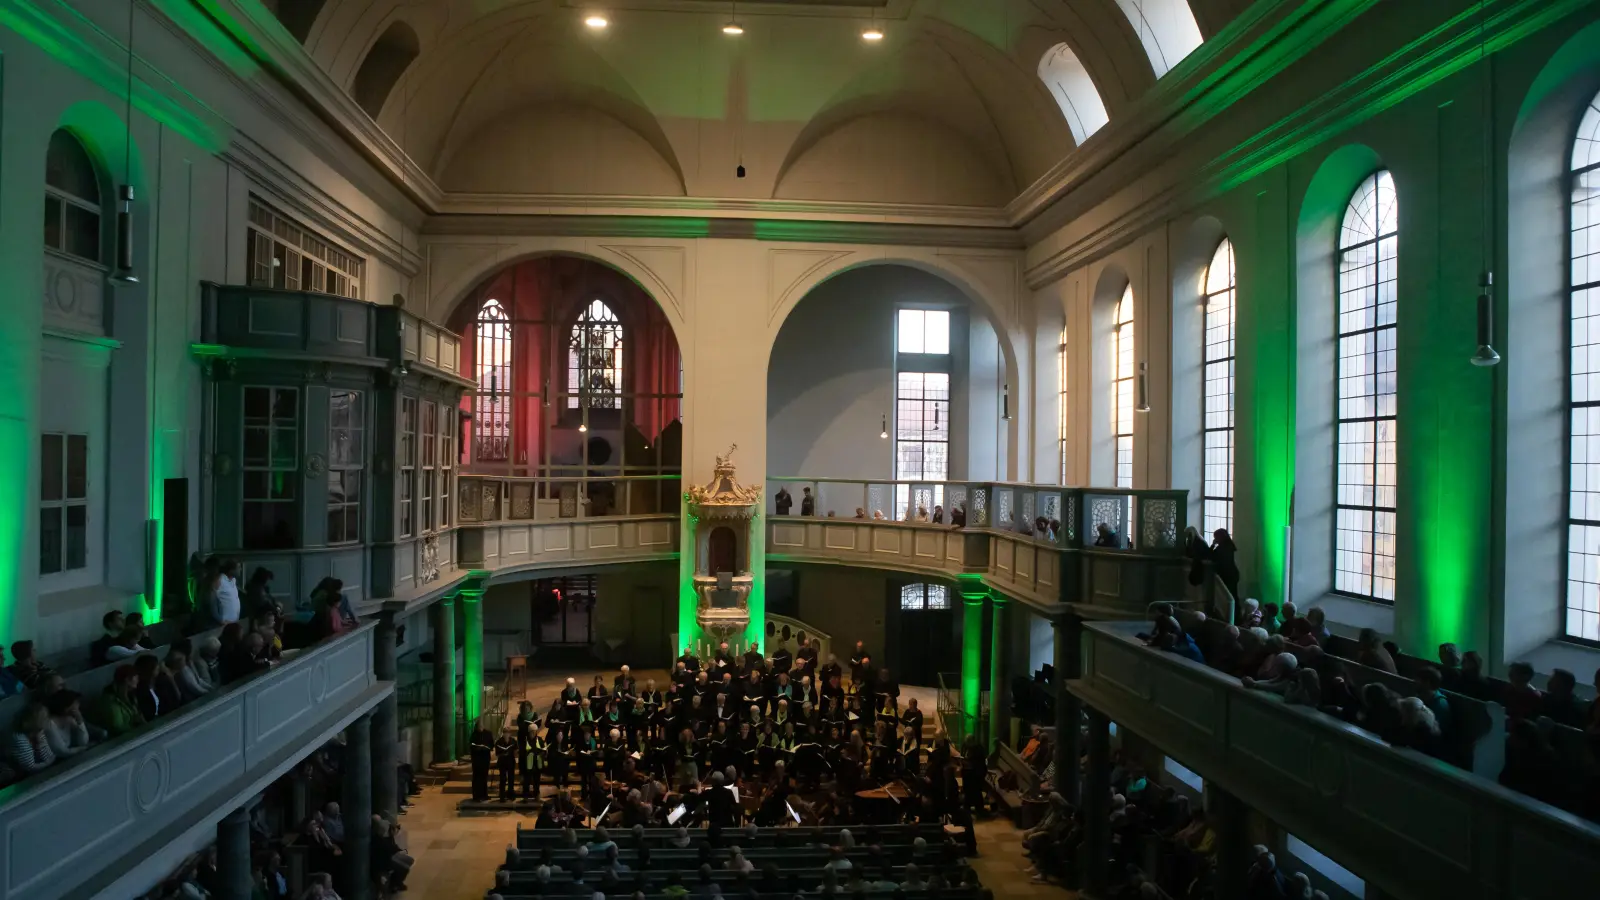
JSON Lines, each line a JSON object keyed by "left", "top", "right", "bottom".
{"left": 766, "top": 252, "right": 1026, "bottom": 482}
{"left": 426, "top": 242, "right": 689, "bottom": 353}
{"left": 1170, "top": 215, "right": 1232, "bottom": 523}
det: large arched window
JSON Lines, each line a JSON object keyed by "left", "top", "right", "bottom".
{"left": 1113, "top": 285, "right": 1135, "bottom": 488}
{"left": 1038, "top": 43, "right": 1110, "bottom": 144}
{"left": 1203, "top": 238, "right": 1235, "bottom": 535}
{"left": 1565, "top": 91, "right": 1600, "bottom": 640}
{"left": 1059, "top": 325, "right": 1070, "bottom": 484}
{"left": 1114, "top": 0, "right": 1203, "bottom": 78}
{"left": 44, "top": 130, "right": 102, "bottom": 264}
{"left": 568, "top": 298, "right": 624, "bottom": 410}
{"left": 1334, "top": 170, "right": 1398, "bottom": 602}
{"left": 474, "top": 297, "right": 512, "bottom": 462}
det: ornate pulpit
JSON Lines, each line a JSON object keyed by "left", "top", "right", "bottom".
{"left": 687, "top": 446, "right": 761, "bottom": 639}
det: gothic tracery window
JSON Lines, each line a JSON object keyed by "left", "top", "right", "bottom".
{"left": 474, "top": 297, "right": 512, "bottom": 462}
{"left": 569, "top": 299, "right": 624, "bottom": 410}
{"left": 1335, "top": 170, "right": 1399, "bottom": 603}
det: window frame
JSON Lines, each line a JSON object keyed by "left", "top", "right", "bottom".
{"left": 39, "top": 432, "right": 89, "bottom": 575}
{"left": 400, "top": 396, "right": 417, "bottom": 539}
{"left": 244, "top": 199, "right": 365, "bottom": 300}
{"left": 1113, "top": 285, "right": 1135, "bottom": 489}
{"left": 1059, "top": 326, "right": 1070, "bottom": 485}
{"left": 421, "top": 400, "right": 437, "bottom": 533}
{"left": 1564, "top": 93, "right": 1600, "bottom": 642}
{"left": 326, "top": 389, "right": 364, "bottom": 545}
{"left": 899, "top": 583, "right": 950, "bottom": 611}
{"left": 241, "top": 386, "right": 300, "bottom": 550}
{"left": 1332, "top": 169, "right": 1399, "bottom": 604}
{"left": 1203, "top": 239, "right": 1237, "bottom": 536}
{"left": 474, "top": 297, "right": 513, "bottom": 462}
{"left": 44, "top": 131, "right": 103, "bottom": 266}
{"left": 567, "top": 298, "right": 624, "bottom": 411}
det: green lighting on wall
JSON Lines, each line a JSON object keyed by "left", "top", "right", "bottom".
{"left": 957, "top": 575, "right": 986, "bottom": 742}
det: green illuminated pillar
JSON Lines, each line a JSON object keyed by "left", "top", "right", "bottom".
{"left": 989, "top": 593, "right": 1010, "bottom": 748}
{"left": 679, "top": 512, "right": 702, "bottom": 656}
{"left": 461, "top": 588, "right": 484, "bottom": 725}
{"left": 958, "top": 578, "right": 986, "bottom": 743}
{"left": 745, "top": 510, "right": 766, "bottom": 654}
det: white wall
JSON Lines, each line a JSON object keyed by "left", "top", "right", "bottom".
{"left": 766, "top": 265, "right": 998, "bottom": 481}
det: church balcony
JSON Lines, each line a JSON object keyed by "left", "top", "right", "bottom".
{"left": 765, "top": 478, "right": 1193, "bottom": 617}
{"left": 1070, "top": 620, "right": 1600, "bottom": 900}
{"left": 454, "top": 474, "right": 681, "bottom": 578}
{"left": 0, "top": 625, "right": 388, "bottom": 900}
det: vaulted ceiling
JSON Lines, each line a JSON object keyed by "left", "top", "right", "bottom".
{"left": 268, "top": 0, "right": 1251, "bottom": 205}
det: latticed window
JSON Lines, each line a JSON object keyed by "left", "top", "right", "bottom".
{"left": 1334, "top": 170, "right": 1399, "bottom": 603}
{"left": 1566, "top": 91, "right": 1600, "bottom": 640}
{"left": 899, "top": 583, "right": 949, "bottom": 611}
{"left": 244, "top": 199, "right": 364, "bottom": 299}
{"left": 568, "top": 299, "right": 623, "bottom": 409}
{"left": 242, "top": 387, "right": 298, "bottom": 549}
{"left": 1059, "top": 327, "right": 1070, "bottom": 485}
{"left": 1113, "top": 286, "right": 1135, "bottom": 488}
{"left": 327, "top": 390, "right": 364, "bottom": 544}
{"left": 44, "top": 130, "right": 102, "bottom": 264}
{"left": 475, "top": 297, "right": 512, "bottom": 462}
{"left": 1203, "top": 239, "right": 1236, "bottom": 535}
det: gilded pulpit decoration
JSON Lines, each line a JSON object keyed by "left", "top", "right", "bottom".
{"left": 685, "top": 446, "right": 761, "bottom": 638}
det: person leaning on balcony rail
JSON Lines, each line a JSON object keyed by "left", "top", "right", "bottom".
{"left": 7, "top": 641, "right": 55, "bottom": 691}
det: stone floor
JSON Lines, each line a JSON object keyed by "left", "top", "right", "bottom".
{"left": 396, "top": 667, "right": 1077, "bottom": 900}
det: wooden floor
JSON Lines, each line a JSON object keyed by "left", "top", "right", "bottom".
{"left": 392, "top": 666, "right": 1078, "bottom": 900}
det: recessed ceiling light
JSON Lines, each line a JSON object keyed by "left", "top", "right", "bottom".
{"left": 723, "top": 22, "right": 744, "bottom": 35}
{"left": 862, "top": 27, "right": 884, "bottom": 42}
{"left": 584, "top": 14, "right": 609, "bottom": 29}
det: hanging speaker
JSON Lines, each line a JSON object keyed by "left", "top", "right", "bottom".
{"left": 111, "top": 184, "right": 138, "bottom": 283}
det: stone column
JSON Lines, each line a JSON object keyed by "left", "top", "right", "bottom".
{"left": 372, "top": 603, "right": 401, "bottom": 817}
{"left": 1052, "top": 612, "right": 1083, "bottom": 805}
{"left": 1083, "top": 708, "right": 1112, "bottom": 895}
{"left": 1210, "top": 784, "right": 1252, "bottom": 899}
{"left": 289, "top": 768, "right": 310, "bottom": 825}
{"left": 989, "top": 593, "right": 1010, "bottom": 748}
{"left": 215, "top": 807, "right": 253, "bottom": 900}
{"left": 461, "top": 588, "right": 485, "bottom": 725}
{"left": 431, "top": 594, "right": 457, "bottom": 764}
{"left": 957, "top": 579, "right": 987, "bottom": 743}
{"left": 343, "top": 713, "right": 374, "bottom": 900}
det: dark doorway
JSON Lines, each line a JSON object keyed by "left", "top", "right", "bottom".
{"left": 161, "top": 479, "right": 189, "bottom": 615}
{"left": 531, "top": 575, "right": 596, "bottom": 646}
{"left": 765, "top": 569, "right": 799, "bottom": 619}
{"left": 886, "top": 581, "right": 956, "bottom": 687}
{"left": 709, "top": 526, "right": 736, "bottom": 574}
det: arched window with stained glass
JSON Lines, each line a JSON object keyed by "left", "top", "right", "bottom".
{"left": 474, "top": 297, "right": 512, "bottom": 462}
{"left": 569, "top": 299, "right": 624, "bottom": 410}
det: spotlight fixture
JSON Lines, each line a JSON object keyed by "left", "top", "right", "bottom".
{"left": 862, "top": 26, "right": 884, "bottom": 41}
{"left": 1472, "top": 271, "right": 1501, "bottom": 367}
{"left": 880, "top": 414, "right": 888, "bottom": 440}
{"left": 584, "top": 14, "right": 609, "bottom": 29}
{"left": 723, "top": 21, "right": 744, "bottom": 35}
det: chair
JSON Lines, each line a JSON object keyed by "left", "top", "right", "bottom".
{"left": 506, "top": 654, "right": 528, "bottom": 699}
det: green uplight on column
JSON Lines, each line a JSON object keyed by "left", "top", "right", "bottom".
{"left": 957, "top": 575, "right": 987, "bottom": 743}
{"left": 679, "top": 511, "right": 702, "bottom": 654}
{"left": 461, "top": 588, "right": 485, "bottom": 724}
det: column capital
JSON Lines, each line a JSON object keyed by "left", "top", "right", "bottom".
{"left": 438, "top": 591, "right": 458, "bottom": 607}
{"left": 989, "top": 591, "right": 1009, "bottom": 607}
{"left": 955, "top": 574, "right": 989, "bottom": 604}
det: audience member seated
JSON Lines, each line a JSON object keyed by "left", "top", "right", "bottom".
{"left": 0, "top": 702, "right": 56, "bottom": 784}
{"left": 1501, "top": 662, "right": 1542, "bottom": 725}
{"left": 105, "top": 624, "right": 149, "bottom": 662}
{"left": 90, "top": 610, "right": 127, "bottom": 667}
{"left": 88, "top": 664, "right": 147, "bottom": 737}
{"left": 1354, "top": 629, "right": 1397, "bottom": 674}
{"left": 44, "top": 688, "right": 105, "bottom": 759}
{"left": 1395, "top": 697, "right": 1444, "bottom": 759}
{"left": 1540, "top": 668, "right": 1585, "bottom": 728}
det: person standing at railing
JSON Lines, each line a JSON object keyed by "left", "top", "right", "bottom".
{"left": 775, "top": 487, "right": 793, "bottom": 516}
{"left": 1210, "top": 528, "right": 1240, "bottom": 604}
{"left": 801, "top": 487, "right": 816, "bottom": 516}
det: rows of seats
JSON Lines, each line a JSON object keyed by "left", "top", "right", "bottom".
{"left": 491, "top": 824, "right": 986, "bottom": 900}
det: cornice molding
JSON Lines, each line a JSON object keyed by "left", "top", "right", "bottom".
{"left": 434, "top": 192, "right": 1011, "bottom": 229}
{"left": 1020, "top": 0, "right": 1593, "bottom": 289}
{"left": 421, "top": 214, "right": 1025, "bottom": 250}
